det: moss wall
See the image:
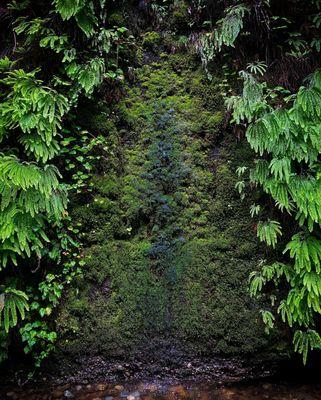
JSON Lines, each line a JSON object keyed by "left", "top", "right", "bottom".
{"left": 56, "top": 39, "right": 274, "bottom": 360}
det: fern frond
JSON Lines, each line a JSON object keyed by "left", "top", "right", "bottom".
{"left": 257, "top": 220, "right": 282, "bottom": 248}
{"left": 293, "top": 330, "right": 321, "bottom": 365}
{"left": 0, "top": 289, "right": 29, "bottom": 333}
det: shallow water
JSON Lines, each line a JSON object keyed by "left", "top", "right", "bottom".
{"left": 1, "top": 380, "right": 321, "bottom": 400}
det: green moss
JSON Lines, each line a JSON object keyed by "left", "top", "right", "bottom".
{"left": 171, "top": 239, "right": 268, "bottom": 353}
{"left": 169, "top": 1, "right": 190, "bottom": 31}
{"left": 107, "top": 12, "right": 125, "bottom": 26}
{"left": 142, "top": 31, "right": 162, "bottom": 51}
{"left": 57, "top": 47, "right": 275, "bottom": 360}
{"left": 57, "top": 241, "right": 169, "bottom": 356}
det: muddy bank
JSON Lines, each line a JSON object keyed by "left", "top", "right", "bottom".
{"left": 47, "top": 354, "right": 277, "bottom": 386}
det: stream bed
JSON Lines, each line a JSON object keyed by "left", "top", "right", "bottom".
{"left": 1, "top": 380, "right": 321, "bottom": 400}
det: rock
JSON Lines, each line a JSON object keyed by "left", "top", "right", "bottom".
{"left": 126, "top": 392, "right": 140, "bottom": 400}
{"left": 64, "top": 390, "right": 74, "bottom": 398}
{"left": 142, "top": 384, "right": 158, "bottom": 393}
{"left": 75, "top": 385, "right": 83, "bottom": 391}
{"left": 262, "top": 384, "right": 272, "bottom": 390}
{"left": 115, "top": 385, "right": 125, "bottom": 392}
{"left": 218, "top": 389, "right": 235, "bottom": 399}
{"left": 52, "top": 389, "right": 64, "bottom": 398}
{"left": 6, "top": 392, "right": 18, "bottom": 400}
{"left": 96, "top": 383, "right": 107, "bottom": 391}
{"left": 168, "top": 385, "right": 189, "bottom": 399}
{"left": 104, "top": 397, "right": 114, "bottom": 400}
{"left": 120, "top": 391, "right": 130, "bottom": 398}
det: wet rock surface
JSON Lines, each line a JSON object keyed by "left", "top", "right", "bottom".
{"left": 1, "top": 380, "right": 321, "bottom": 400}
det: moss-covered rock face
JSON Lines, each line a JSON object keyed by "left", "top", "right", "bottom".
{"left": 56, "top": 43, "right": 272, "bottom": 360}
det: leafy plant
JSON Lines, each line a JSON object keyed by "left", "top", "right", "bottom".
{"left": 197, "top": 4, "right": 249, "bottom": 68}
{"left": 246, "top": 61, "right": 267, "bottom": 76}
{"left": 250, "top": 204, "right": 261, "bottom": 218}
{"left": 231, "top": 65, "right": 321, "bottom": 362}
{"left": 293, "top": 330, "right": 321, "bottom": 365}
{"left": 260, "top": 310, "right": 275, "bottom": 334}
{"left": 0, "top": 288, "right": 29, "bottom": 333}
{"left": 257, "top": 220, "right": 282, "bottom": 248}
{"left": 0, "top": 0, "right": 128, "bottom": 368}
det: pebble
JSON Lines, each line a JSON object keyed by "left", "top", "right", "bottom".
{"left": 96, "top": 383, "right": 107, "bottom": 391}
{"left": 115, "top": 385, "right": 125, "bottom": 392}
{"left": 64, "top": 389, "right": 74, "bottom": 398}
{"left": 169, "top": 385, "right": 189, "bottom": 399}
{"left": 126, "top": 392, "right": 140, "bottom": 400}
{"left": 52, "top": 389, "right": 64, "bottom": 399}
{"left": 104, "top": 397, "right": 114, "bottom": 400}
{"left": 6, "top": 393, "right": 18, "bottom": 400}
{"left": 142, "top": 384, "right": 158, "bottom": 393}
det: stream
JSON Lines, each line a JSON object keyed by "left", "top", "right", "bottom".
{"left": 1, "top": 380, "right": 321, "bottom": 400}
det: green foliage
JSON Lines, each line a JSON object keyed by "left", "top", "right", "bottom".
{"left": 250, "top": 204, "right": 261, "bottom": 218}
{"left": 231, "top": 61, "right": 321, "bottom": 362}
{"left": 0, "top": 0, "right": 127, "bottom": 368}
{"left": 0, "top": 155, "right": 67, "bottom": 268}
{"left": 246, "top": 61, "right": 267, "bottom": 76}
{"left": 142, "top": 31, "right": 162, "bottom": 50}
{"left": 257, "top": 220, "right": 282, "bottom": 248}
{"left": 198, "top": 4, "right": 248, "bottom": 67}
{"left": 209, "top": 0, "right": 321, "bottom": 363}
{"left": 20, "top": 321, "right": 57, "bottom": 368}
{"left": 66, "top": 57, "right": 106, "bottom": 95}
{"left": 53, "top": 0, "right": 99, "bottom": 37}
{"left": 260, "top": 310, "right": 275, "bottom": 334}
{"left": 0, "top": 68, "right": 69, "bottom": 145}
{"left": 235, "top": 180, "right": 245, "bottom": 196}
{"left": 293, "top": 330, "right": 321, "bottom": 365}
{"left": 0, "top": 289, "right": 29, "bottom": 333}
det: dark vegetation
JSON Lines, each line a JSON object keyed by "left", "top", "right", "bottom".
{"left": 0, "top": 0, "right": 320, "bottom": 381}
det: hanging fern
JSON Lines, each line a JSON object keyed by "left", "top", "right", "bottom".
{"left": 232, "top": 67, "right": 321, "bottom": 362}
{"left": 0, "top": 288, "right": 29, "bottom": 333}
{"left": 293, "top": 330, "right": 321, "bottom": 365}
{"left": 198, "top": 4, "right": 249, "bottom": 66}
{"left": 0, "top": 0, "right": 126, "bottom": 367}
{"left": 257, "top": 220, "right": 282, "bottom": 248}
